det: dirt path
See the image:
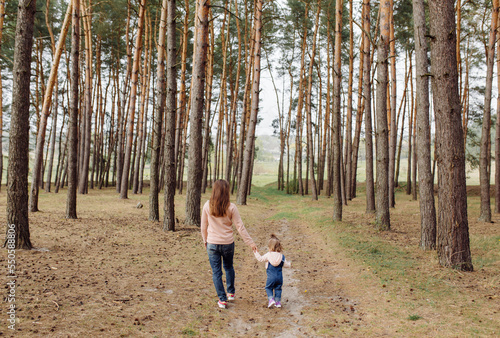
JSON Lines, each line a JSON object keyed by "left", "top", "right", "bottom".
{"left": 0, "top": 191, "right": 388, "bottom": 337}
{"left": 2, "top": 187, "right": 496, "bottom": 337}
{"left": 221, "top": 205, "right": 371, "bottom": 337}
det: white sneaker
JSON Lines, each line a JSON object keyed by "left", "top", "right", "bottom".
{"left": 268, "top": 298, "right": 276, "bottom": 308}
{"left": 228, "top": 293, "right": 235, "bottom": 301}
{"left": 218, "top": 300, "right": 227, "bottom": 309}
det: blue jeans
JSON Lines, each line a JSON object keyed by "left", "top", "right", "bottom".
{"left": 207, "top": 243, "right": 235, "bottom": 302}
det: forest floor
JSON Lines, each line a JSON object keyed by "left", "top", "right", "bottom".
{"left": 0, "top": 183, "right": 499, "bottom": 337}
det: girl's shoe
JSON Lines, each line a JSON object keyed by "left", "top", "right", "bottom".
{"left": 275, "top": 301, "right": 282, "bottom": 308}
{"left": 218, "top": 300, "right": 227, "bottom": 309}
{"left": 268, "top": 298, "right": 276, "bottom": 308}
{"left": 227, "top": 293, "right": 235, "bottom": 301}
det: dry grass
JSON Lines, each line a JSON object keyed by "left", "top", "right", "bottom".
{"left": 0, "top": 183, "right": 498, "bottom": 337}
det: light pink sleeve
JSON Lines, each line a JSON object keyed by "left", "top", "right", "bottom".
{"left": 200, "top": 202, "right": 209, "bottom": 244}
{"left": 254, "top": 251, "right": 269, "bottom": 263}
{"left": 231, "top": 204, "right": 255, "bottom": 247}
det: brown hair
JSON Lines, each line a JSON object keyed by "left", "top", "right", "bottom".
{"left": 268, "top": 234, "right": 282, "bottom": 252}
{"left": 209, "top": 180, "right": 230, "bottom": 217}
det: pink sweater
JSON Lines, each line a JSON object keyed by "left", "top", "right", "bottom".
{"left": 254, "top": 251, "right": 292, "bottom": 269}
{"left": 201, "top": 201, "right": 255, "bottom": 247}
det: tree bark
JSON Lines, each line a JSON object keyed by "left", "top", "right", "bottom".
{"left": 78, "top": 0, "right": 92, "bottom": 194}
{"left": 413, "top": 0, "right": 437, "bottom": 250}
{"left": 388, "top": 0, "right": 397, "bottom": 208}
{"left": 29, "top": 2, "right": 72, "bottom": 210}
{"left": 305, "top": 3, "right": 321, "bottom": 201}
{"left": 163, "top": 0, "right": 177, "bottom": 231}
{"left": 202, "top": 12, "right": 215, "bottom": 193}
{"left": 363, "top": 0, "right": 375, "bottom": 213}
{"left": 351, "top": 7, "right": 366, "bottom": 199}
{"left": 479, "top": 0, "right": 499, "bottom": 222}
{"left": 333, "top": 0, "right": 343, "bottom": 220}
{"left": 225, "top": 0, "right": 243, "bottom": 185}
{"left": 133, "top": 15, "right": 151, "bottom": 194}
{"left": 185, "top": 0, "right": 210, "bottom": 225}
{"left": 5, "top": 0, "right": 38, "bottom": 249}
{"left": 0, "top": 0, "right": 4, "bottom": 191}
{"left": 120, "top": 0, "right": 146, "bottom": 199}
{"left": 429, "top": 0, "right": 473, "bottom": 271}
{"left": 149, "top": 0, "right": 168, "bottom": 221}
{"left": 66, "top": 0, "right": 80, "bottom": 219}
{"left": 344, "top": 0, "right": 354, "bottom": 201}
{"left": 375, "top": 0, "right": 390, "bottom": 230}
{"left": 407, "top": 58, "right": 414, "bottom": 195}
{"left": 45, "top": 81, "right": 59, "bottom": 193}
{"left": 496, "top": 9, "right": 500, "bottom": 214}
{"left": 295, "top": 4, "right": 309, "bottom": 196}
{"left": 237, "top": 0, "right": 263, "bottom": 205}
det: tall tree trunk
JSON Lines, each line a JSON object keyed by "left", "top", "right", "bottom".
{"left": 375, "top": 0, "right": 390, "bottom": 230}
{"left": 395, "top": 90, "right": 406, "bottom": 188}
{"left": 177, "top": 0, "right": 189, "bottom": 184}
{"left": 496, "top": 11, "right": 500, "bottom": 214}
{"left": 150, "top": 0, "right": 168, "bottom": 221}
{"left": 295, "top": 4, "right": 309, "bottom": 196}
{"left": 344, "top": 0, "right": 354, "bottom": 201}
{"left": 395, "top": 53, "right": 409, "bottom": 188}
{"left": 363, "top": 0, "right": 375, "bottom": 213}
{"left": 133, "top": 16, "right": 151, "bottom": 194}
{"left": 5, "top": 0, "right": 37, "bottom": 249}
{"left": 411, "top": 100, "right": 417, "bottom": 200}
{"left": 164, "top": 0, "right": 177, "bottom": 231}
{"left": 29, "top": 2, "right": 72, "bottom": 211}
{"left": 116, "top": 0, "right": 133, "bottom": 193}
{"left": 202, "top": 12, "right": 215, "bottom": 193}
{"left": 45, "top": 0, "right": 63, "bottom": 193}
{"left": 351, "top": 7, "right": 365, "bottom": 199}
{"left": 332, "top": 0, "right": 343, "bottom": 220}
{"left": 413, "top": 0, "right": 437, "bottom": 250}
{"left": 388, "top": 0, "right": 397, "bottom": 208}
{"left": 120, "top": 0, "right": 146, "bottom": 199}
{"left": 78, "top": 0, "right": 92, "bottom": 194}
{"left": 46, "top": 81, "right": 59, "bottom": 193}
{"left": 0, "top": 0, "right": 4, "bottom": 190}
{"left": 66, "top": 0, "right": 80, "bottom": 219}
{"left": 54, "top": 108, "right": 67, "bottom": 193}
{"left": 429, "top": 0, "right": 473, "bottom": 271}
{"left": 237, "top": 0, "right": 263, "bottom": 205}
{"left": 225, "top": 0, "right": 243, "bottom": 185}
{"left": 305, "top": 3, "right": 321, "bottom": 201}
{"left": 479, "top": 0, "right": 499, "bottom": 222}
{"left": 185, "top": 0, "right": 210, "bottom": 225}
{"left": 407, "top": 57, "right": 414, "bottom": 195}
{"left": 237, "top": 4, "right": 255, "bottom": 192}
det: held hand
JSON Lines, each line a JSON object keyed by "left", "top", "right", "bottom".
{"left": 204, "top": 242, "right": 207, "bottom": 249}
{"left": 251, "top": 243, "right": 257, "bottom": 252}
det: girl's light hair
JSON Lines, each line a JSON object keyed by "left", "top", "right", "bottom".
{"left": 209, "top": 180, "right": 230, "bottom": 217}
{"left": 268, "top": 234, "right": 282, "bottom": 252}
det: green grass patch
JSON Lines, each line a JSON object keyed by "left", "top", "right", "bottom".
{"left": 407, "top": 314, "right": 422, "bottom": 321}
{"left": 336, "top": 233, "right": 415, "bottom": 277}
{"left": 267, "top": 211, "right": 300, "bottom": 221}
{"left": 181, "top": 327, "right": 198, "bottom": 336}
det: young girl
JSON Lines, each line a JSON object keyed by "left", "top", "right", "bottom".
{"left": 253, "top": 234, "right": 291, "bottom": 308}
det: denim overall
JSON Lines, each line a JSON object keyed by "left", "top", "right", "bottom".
{"left": 265, "top": 255, "right": 285, "bottom": 302}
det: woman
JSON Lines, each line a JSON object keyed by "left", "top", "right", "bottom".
{"left": 201, "top": 179, "right": 257, "bottom": 309}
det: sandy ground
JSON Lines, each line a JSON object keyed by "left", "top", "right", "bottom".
{"left": 0, "top": 186, "right": 498, "bottom": 337}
